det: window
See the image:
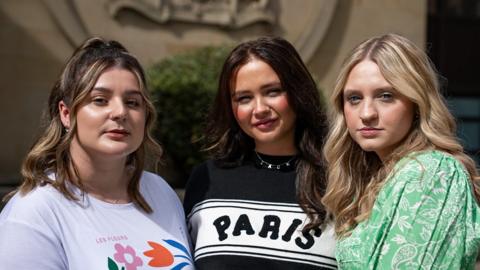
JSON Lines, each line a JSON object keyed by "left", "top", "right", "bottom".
{"left": 428, "top": 0, "right": 480, "bottom": 164}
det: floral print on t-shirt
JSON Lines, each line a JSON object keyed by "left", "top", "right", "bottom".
{"left": 108, "top": 239, "right": 193, "bottom": 270}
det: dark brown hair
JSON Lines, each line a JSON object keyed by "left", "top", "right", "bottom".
{"left": 205, "top": 36, "right": 328, "bottom": 228}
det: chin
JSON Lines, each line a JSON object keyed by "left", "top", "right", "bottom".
{"left": 254, "top": 136, "right": 280, "bottom": 145}
{"left": 99, "top": 146, "right": 137, "bottom": 157}
{"left": 357, "top": 143, "right": 379, "bottom": 153}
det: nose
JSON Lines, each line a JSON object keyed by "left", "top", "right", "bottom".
{"left": 253, "top": 97, "right": 270, "bottom": 117}
{"left": 110, "top": 99, "right": 127, "bottom": 121}
{"left": 359, "top": 99, "right": 378, "bottom": 122}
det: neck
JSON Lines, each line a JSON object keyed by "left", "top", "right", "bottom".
{"left": 69, "top": 140, "right": 131, "bottom": 203}
{"left": 254, "top": 132, "right": 297, "bottom": 155}
{"left": 255, "top": 143, "right": 297, "bottom": 156}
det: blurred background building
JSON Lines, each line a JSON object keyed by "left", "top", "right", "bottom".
{"left": 0, "top": 0, "right": 478, "bottom": 202}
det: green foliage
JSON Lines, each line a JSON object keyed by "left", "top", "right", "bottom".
{"left": 147, "top": 45, "right": 232, "bottom": 184}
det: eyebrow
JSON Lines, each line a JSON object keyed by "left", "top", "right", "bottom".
{"left": 343, "top": 86, "right": 395, "bottom": 95}
{"left": 91, "top": 87, "right": 143, "bottom": 97}
{"left": 232, "top": 81, "right": 282, "bottom": 96}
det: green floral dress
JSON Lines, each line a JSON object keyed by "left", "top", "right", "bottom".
{"left": 336, "top": 150, "right": 480, "bottom": 269}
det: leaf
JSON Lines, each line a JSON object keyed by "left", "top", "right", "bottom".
{"left": 171, "top": 262, "right": 190, "bottom": 270}
{"left": 108, "top": 257, "right": 119, "bottom": 270}
{"left": 420, "top": 226, "right": 431, "bottom": 241}
{"left": 164, "top": 239, "right": 192, "bottom": 260}
{"left": 397, "top": 216, "right": 413, "bottom": 232}
{"left": 174, "top": 255, "right": 192, "bottom": 261}
{"left": 391, "top": 234, "right": 406, "bottom": 245}
{"left": 399, "top": 197, "right": 409, "bottom": 210}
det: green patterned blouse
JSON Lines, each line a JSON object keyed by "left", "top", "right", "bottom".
{"left": 336, "top": 150, "right": 480, "bottom": 269}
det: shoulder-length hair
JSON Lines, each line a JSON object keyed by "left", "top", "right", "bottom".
{"left": 205, "top": 36, "right": 328, "bottom": 228}
{"left": 10, "top": 37, "right": 162, "bottom": 213}
{"left": 322, "top": 33, "right": 480, "bottom": 236}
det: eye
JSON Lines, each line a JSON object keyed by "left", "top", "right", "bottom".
{"left": 378, "top": 92, "right": 394, "bottom": 101}
{"left": 346, "top": 95, "right": 361, "bottom": 105}
{"left": 92, "top": 97, "right": 108, "bottom": 106}
{"left": 266, "top": 88, "right": 282, "bottom": 97}
{"left": 233, "top": 95, "right": 252, "bottom": 104}
{"left": 125, "top": 98, "right": 142, "bottom": 108}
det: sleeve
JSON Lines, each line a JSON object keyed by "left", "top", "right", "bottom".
{"left": 183, "top": 162, "right": 210, "bottom": 217}
{"left": 368, "top": 153, "right": 480, "bottom": 269}
{"left": 0, "top": 198, "right": 66, "bottom": 269}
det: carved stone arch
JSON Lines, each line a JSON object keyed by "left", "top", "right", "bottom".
{"left": 42, "top": 0, "right": 338, "bottom": 63}
{"left": 294, "top": 0, "right": 337, "bottom": 62}
{"left": 42, "top": 0, "right": 89, "bottom": 47}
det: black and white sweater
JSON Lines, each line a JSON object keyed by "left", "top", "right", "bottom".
{"left": 183, "top": 154, "right": 337, "bottom": 270}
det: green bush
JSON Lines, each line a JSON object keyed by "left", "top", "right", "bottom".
{"left": 147, "top": 45, "right": 232, "bottom": 185}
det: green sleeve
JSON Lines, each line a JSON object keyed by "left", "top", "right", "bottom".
{"left": 370, "top": 153, "right": 479, "bottom": 269}
{"left": 336, "top": 151, "right": 480, "bottom": 270}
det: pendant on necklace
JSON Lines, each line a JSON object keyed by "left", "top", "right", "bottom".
{"left": 255, "top": 151, "right": 296, "bottom": 171}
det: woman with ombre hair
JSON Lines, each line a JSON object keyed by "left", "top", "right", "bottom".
{"left": 0, "top": 37, "right": 193, "bottom": 270}
{"left": 321, "top": 33, "right": 480, "bottom": 269}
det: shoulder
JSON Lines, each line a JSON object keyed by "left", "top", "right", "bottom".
{"left": 2, "top": 185, "right": 62, "bottom": 218}
{"left": 187, "top": 161, "right": 212, "bottom": 186}
{"left": 400, "top": 150, "right": 465, "bottom": 167}
{"left": 139, "top": 171, "right": 182, "bottom": 210}
{"left": 140, "top": 170, "right": 172, "bottom": 190}
{"left": 392, "top": 150, "right": 469, "bottom": 184}
{"left": 0, "top": 185, "right": 65, "bottom": 234}
{"left": 0, "top": 186, "right": 67, "bottom": 269}
{"left": 139, "top": 171, "right": 188, "bottom": 227}
{"left": 384, "top": 150, "right": 472, "bottom": 203}
{"left": 183, "top": 161, "right": 212, "bottom": 215}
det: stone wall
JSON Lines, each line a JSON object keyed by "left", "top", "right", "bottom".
{"left": 0, "top": 0, "right": 426, "bottom": 192}
{"left": 310, "top": 0, "right": 426, "bottom": 94}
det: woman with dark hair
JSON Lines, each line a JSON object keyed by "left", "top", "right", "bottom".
{"left": 0, "top": 37, "right": 193, "bottom": 269}
{"left": 183, "top": 36, "right": 337, "bottom": 269}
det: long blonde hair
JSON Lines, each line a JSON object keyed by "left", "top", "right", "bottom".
{"left": 322, "top": 33, "right": 480, "bottom": 237}
{"left": 7, "top": 37, "right": 162, "bottom": 213}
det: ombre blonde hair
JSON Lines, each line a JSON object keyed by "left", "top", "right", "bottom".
{"left": 322, "top": 33, "right": 480, "bottom": 237}
{"left": 5, "top": 37, "right": 162, "bottom": 213}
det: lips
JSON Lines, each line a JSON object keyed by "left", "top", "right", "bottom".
{"left": 358, "top": 127, "right": 382, "bottom": 137}
{"left": 253, "top": 118, "right": 277, "bottom": 130}
{"left": 104, "top": 129, "right": 130, "bottom": 139}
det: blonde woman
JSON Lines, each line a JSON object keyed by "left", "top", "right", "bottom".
{"left": 321, "top": 33, "right": 480, "bottom": 269}
{"left": 0, "top": 38, "right": 193, "bottom": 269}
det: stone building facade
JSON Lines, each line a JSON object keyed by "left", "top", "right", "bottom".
{"left": 0, "top": 0, "right": 426, "bottom": 196}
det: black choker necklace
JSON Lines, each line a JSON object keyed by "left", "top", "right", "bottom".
{"left": 254, "top": 151, "right": 296, "bottom": 170}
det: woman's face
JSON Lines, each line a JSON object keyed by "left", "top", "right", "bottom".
{"left": 231, "top": 58, "right": 297, "bottom": 155}
{"left": 343, "top": 60, "right": 415, "bottom": 161}
{"left": 62, "top": 67, "right": 146, "bottom": 161}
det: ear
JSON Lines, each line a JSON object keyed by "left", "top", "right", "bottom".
{"left": 59, "top": 100, "right": 71, "bottom": 129}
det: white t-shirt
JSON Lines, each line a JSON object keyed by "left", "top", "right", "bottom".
{"left": 0, "top": 171, "right": 194, "bottom": 270}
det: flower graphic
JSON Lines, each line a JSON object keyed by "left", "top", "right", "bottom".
{"left": 143, "top": 240, "right": 193, "bottom": 269}
{"left": 112, "top": 243, "right": 143, "bottom": 270}
{"left": 143, "top": 241, "right": 174, "bottom": 267}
